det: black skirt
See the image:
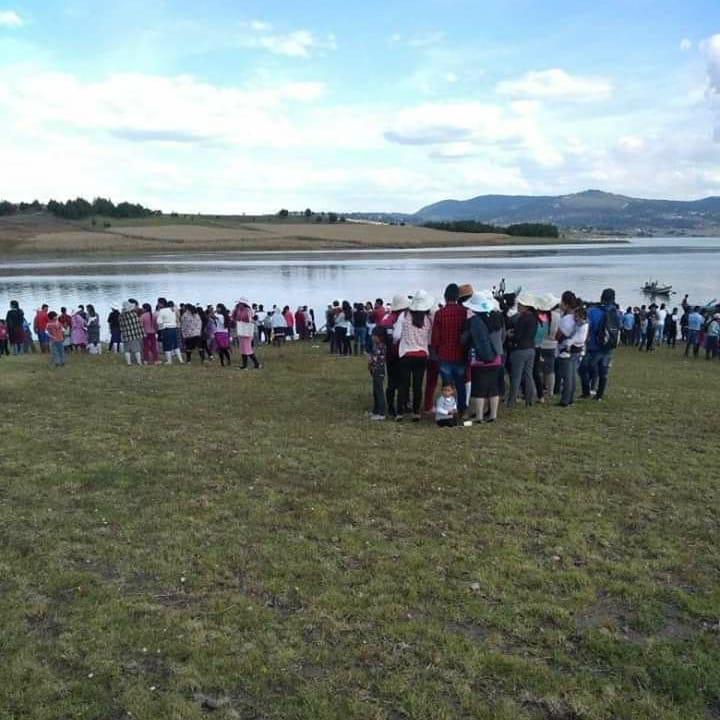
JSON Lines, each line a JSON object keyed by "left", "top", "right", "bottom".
{"left": 470, "top": 365, "right": 501, "bottom": 399}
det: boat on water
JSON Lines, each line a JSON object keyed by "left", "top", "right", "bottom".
{"left": 642, "top": 281, "right": 673, "bottom": 295}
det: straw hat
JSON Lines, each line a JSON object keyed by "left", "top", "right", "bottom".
{"left": 408, "top": 289, "right": 434, "bottom": 312}
{"left": 391, "top": 293, "right": 410, "bottom": 311}
{"left": 516, "top": 292, "right": 539, "bottom": 308}
{"left": 235, "top": 297, "right": 252, "bottom": 308}
{"left": 534, "top": 293, "right": 560, "bottom": 311}
{"left": 457, "top": 283, "right": 474, "bottom": 300}
{"left": 463, "top": 291, "right": 499, "bottom": 314}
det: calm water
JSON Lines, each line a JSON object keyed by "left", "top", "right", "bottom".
{"left": 1, "top": 237, "right": 718, "bottom": 336}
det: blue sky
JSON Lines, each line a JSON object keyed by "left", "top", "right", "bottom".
{"left": 1, "top": 0, "right": 719, "bottom": 212}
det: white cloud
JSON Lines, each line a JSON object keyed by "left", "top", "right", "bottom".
{"left": 680, "top": 38, "right": 692, "bottom": 51}
{"left": 0, "top": 9, "right": 23, "bottom": 28}
{"left": 496, "top": 68, "right": 613, "bottom": 102}
{"left": 239, "top": 22, "right": 337, "bottom": 58}
{"left": 702, "top": 34, "right": 720, "bottom": 93}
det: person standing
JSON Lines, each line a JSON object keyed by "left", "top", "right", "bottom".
{"left": 685, "top": 306, "right": 704, "bottom": 358}
{"left": 140, "top": 303, "right": 160, "bottom": 364}
{"left": 463, "top": 291, "right": 503, "bottom": 423}
{"left": 33, "top": 305, "right": 50, "bottom": 353}
{"left": 181, "top": 304, "right": 205, "bottom": 363}
{"left": 430, "top": 283, "right": 467, "bottom": 416}
{"left": 367, "top": 325, "right": 387, "bottom": 420}
{"left": 705, "top": 313, "right": 720, "bottom": 360}
{"left": 234, "top": 298, "right": 261, "bottom": 369}
{"left": 579, "top": 288, "right": 619, "bottom": 401}
{"left": 537, "top": 294, "right": 561, "bottom": 400}
{"left": 381, "top": 294, "right": 408, "bottom": 418}
{"left": 156, "top": 298, "right": 183, "bottom": 364}
{"left": 6, "top": 300, "right": 25, "bottom": 355}
{"left": 393, "top": 290, "right": 433, "bottom": 422}
{"left": 71, "top": 308, "right": 88, "bottom": 352}
{"left": 352, "top": 303, "right": 368, "bottom": 356}
{"left": 506, "top": 293, "right": 538, "bottom": 407}
{"left": 46, "top": 311, "right": 66, "bottom": 367}
{"left": 555, "top": 291, "right": 579, "bottom": 407}
{"left": 119, "top": 301, "right": 144, "bottom": 366}
{"left": 86, "top": 304, "right": 101, "bottom": 355}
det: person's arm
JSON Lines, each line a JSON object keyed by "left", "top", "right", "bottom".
{"left": 392, "top": 314, "right": 404, "bottom": 342}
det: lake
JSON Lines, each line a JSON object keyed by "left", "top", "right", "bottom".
{"left": 1, "top": 237, "right": 718, "bottom": 335}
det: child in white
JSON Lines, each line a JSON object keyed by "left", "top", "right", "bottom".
{"left": 435, "top": 385, "right": 459, "bottom": 427}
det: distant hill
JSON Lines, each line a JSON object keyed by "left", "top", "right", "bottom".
{"left": 412, "top": 190, "right": 720, "bottom": 234}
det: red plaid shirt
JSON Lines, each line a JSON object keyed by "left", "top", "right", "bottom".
{"left": 431, "top": 303, "right": 466, "bottom": 363}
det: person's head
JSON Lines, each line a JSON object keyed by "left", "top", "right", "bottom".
{"left": 283, "top": 305, "right": 290, "bottom": 314}
{"left": 672, "top": 307, "right": 678, "bottom": 314}
{"left": 574, "top": 305, "right": 587, "bottom": 322}
{"left": 157, "top": 297, "right": 167, "bottom": 308}
{"left": 441, "top": 384, "right": 456, "bottom": 399}
{"left": 333, "top": 300, "right": 340, "bottom": 308}
{"left": 41, "top": 303, "right": 48, "bottom": 311}
{"left": 560, "top": 291, "right": 576, "bottom": 312}
{"left": 457, "top": 284, "right": 474, "bottom": 303}
{"left": 10, "top": 300, "right": 18, "bottom": 309}
{"left": 48, "top": 311, "right": 57, "bottom": 320}
{"left": 142, "top": 303, "right": 152, "bottom": 313}
{"left": 375, "top": 298, "right": 384, "bottom": 308}
{"left": 693, "top": 306, "right": 700, "bottom": 313}
{"left": 444, "top": 283, "right": 460, "bottom": 303}
{"left": 600, "top": 288, "right": 615, "bottom": 305}
{"left": 660, "top": 303, "right": 665, "bottom": 310}
{"left": 87, "top": 304, "right": 96, "bottom": 316}
{"left": 167, "top": 300, "right": 175, "bottom": 309}
{"left": 626, "top": 306, "right": 632, "bottom": 313}
{"left": 61, "top": 306, "right": 67, "bottom": 314}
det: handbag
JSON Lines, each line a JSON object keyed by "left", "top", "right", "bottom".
{"left": 470, "top": 353, "right": 502, "bottom": 369}
{"left": 236, "top": 321, "right": 255, "bottom": 338}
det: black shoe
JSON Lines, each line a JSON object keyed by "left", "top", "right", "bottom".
{"left": 579, "top": 394, "right": 591, "bottom": 399}
{"left": 595, "top": 395, "right": 604, "bottom": 401}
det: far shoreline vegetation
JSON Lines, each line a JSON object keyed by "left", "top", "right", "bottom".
{"left": 423, "top": 220, "right": 560, "bottom": 238}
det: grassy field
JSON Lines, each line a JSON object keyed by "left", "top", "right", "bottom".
{"left": 1, "top": 344, "right": 719, "bottom": 719}
{"left": 0, "top": 213, "right": 613, "bottom": 255}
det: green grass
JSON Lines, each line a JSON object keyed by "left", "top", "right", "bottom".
{"left": 1, "top": 344, "right": 719, "bottom": 719}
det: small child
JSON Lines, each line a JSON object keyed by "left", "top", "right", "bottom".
{"left": 368, "top": 325, "right": 386, "bottom": 420}
{"left": 435, "top": 384, "right": 458, "bottom": 427}
{"left": 46, "top": 311, "right": 65, "bottom": 367}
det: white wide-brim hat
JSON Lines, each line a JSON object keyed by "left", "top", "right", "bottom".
{"left": 463, "top": 291, "right": 499, "bottom": 314}
{"left": 534, "top": 293, "right": 560, "bottom": 311}
{"left": 391, "top": 293, "right": 410, "bottom": 311}
{"left": 409, "top": 289, "right": 434, "bottom": 312}
{"left": 235, "top": 297, "right": 252, "bottom": 308}
{"left": 516, "top": 292, "right": 539, "bottom": 308}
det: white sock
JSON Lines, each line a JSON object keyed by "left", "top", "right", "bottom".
{"left": 124, "top": 352, "right": 132, "bottom": 366}
{"left": 165, "top": 351, "right": 173, "bottom": 364}
{"left": 134, "top": 352, "right": 142, "bottom": 365}
{"left": 175, "top": 348, "right": 184, "bottom": 363}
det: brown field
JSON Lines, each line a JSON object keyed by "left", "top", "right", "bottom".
{"left": 0, "top": 213, "right": 601, "bottom": 256}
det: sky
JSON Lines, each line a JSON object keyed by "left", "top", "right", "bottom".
{"left": 1, "top": 0, "right": 719, "bottom": 213}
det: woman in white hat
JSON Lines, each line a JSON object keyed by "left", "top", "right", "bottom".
{"left": 506, "top": 292, "right": 539, "bottom": 407}
{"left": 380, "top": 294, "right": 409, "bottom": 417}
{"left": 535, "top": 293, "right": 561, "bottom": 400}
{"left": 392, "top": 290, "right": 433, "bottom": 421}
{"left": 233, "top": 298, "right": 261, "bottom": 369}
{"left": 463, "top": 291, "right": 503, "bottom": 423}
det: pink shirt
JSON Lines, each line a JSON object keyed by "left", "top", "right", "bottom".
{"left": 141, "top": 311, "right": 156, "bottom": 335}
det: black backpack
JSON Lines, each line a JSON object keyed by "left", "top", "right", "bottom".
{"left": 598, "top": 307, "right": 620, "bottom": 351}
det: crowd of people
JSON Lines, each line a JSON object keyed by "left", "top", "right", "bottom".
{"left": 3, "top": 287, "right": 718, "bottom": 426}
{"left": 0, "top": 299, "right": 318, "bottom": 369}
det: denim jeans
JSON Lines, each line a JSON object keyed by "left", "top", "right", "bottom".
{"left": 354, "top": 326, "right": 367, "bottom": 355}
{"left": 706, "top": 335, "right": 719, "bottom": 359}
{"left": 371, "top": 372, "right": 386, "bottom": 415}
{"left": 579, "top": 350, "right": 612, "bottom": 398}
{"left": 685, "top": 329, "right": 700, "bottom": 357}
{"left": 439, "top": 361, "right": 467, "bottom": 412}
{"left": 50, "top": 340, "right": 65, "bottom": 366}
{"left": 557, "top": 354, "right": 579, "bottom": 406}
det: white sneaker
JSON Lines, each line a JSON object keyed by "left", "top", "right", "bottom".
{"left": 369, "top": 414, "right": 385, "bottom": 421}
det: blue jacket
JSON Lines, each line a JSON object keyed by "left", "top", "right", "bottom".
{"left": 587, "top": 304, "right": 615, "bottom": 353}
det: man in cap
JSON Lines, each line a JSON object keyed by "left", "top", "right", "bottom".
{"left": 579, "top": 287, "right": 618, "bottom": 401}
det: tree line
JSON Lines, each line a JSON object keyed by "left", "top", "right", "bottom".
{"left": 0, "top": 199, "right": 42, "bottom": 216}
{"left": 424, "top": 220, "right": 559, "bottom": 238}
{"left": 47, "top": 197, "right": 158, "bottom": 220}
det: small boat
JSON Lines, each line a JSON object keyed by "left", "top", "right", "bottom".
{"left": 642, "top": 281, "right": 673, "bottom": 295}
